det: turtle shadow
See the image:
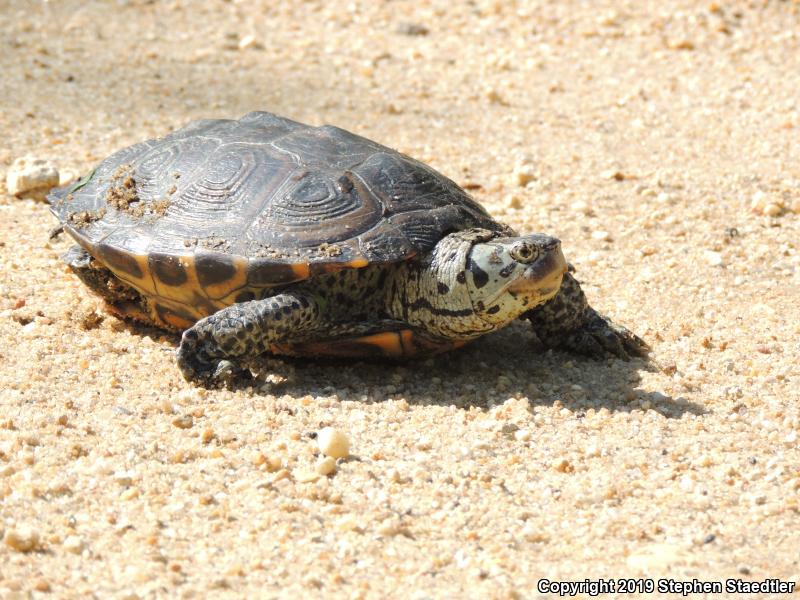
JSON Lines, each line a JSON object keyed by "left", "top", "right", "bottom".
{"left": 242, "top": 321, "right": 703, "bottom": 418}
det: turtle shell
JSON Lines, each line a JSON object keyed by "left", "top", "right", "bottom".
{"left": 49, "top": 112, "right": 508, "bottom": 324}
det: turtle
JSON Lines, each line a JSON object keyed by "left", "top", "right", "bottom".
{"left": 48, "top": 111, "right": 647, "bottom": 385}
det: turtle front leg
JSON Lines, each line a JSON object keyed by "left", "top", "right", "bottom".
{"left": 177, "top": 293, "right": 321, "bottom": 385}
{"left": 521, "top": 271, "right": 649, "bottom": 359}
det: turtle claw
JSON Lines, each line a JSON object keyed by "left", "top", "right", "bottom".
{"left": 533, "top": 306, "right": 649, "bottom": 361}
{"left": 559, "top": 310, "right": 649, "bottom": 360}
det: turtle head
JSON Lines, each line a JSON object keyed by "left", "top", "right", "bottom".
{"left": 465, "top": 234, "right": 567, "bottom": 325}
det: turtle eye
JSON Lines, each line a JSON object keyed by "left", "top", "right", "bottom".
{"left": 510, "top": 241, "right": 538, "bottom": 263}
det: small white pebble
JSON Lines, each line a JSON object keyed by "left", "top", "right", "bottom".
{"left": 763, "top": 203, "right": 782, "bottom": 217}
{"left": 376, "top": 517, "right": 406, "bottom": 537}
{"left": 703, "top": 250, "right": 723, "bottom": 267}
{"left": 750, "top": 190, "right": 767, "bottom": 213}
{"left": 317, "top": 427, "right": 350, "bottom": 459}
{"left": 113, "top": 470, "right": 135, "bottom": 486}
{"left": 315, "top": 456, "right": 337, "bottom": 476}
{"left": 238, "top": 34, "right": 259, "bottom": 50}
{"left": 591, "top": 230, "right": 611, "bottom": 241}
{"left": 657, "top": 191, "right": 675, "bottom": 204}
{"left": 584, "top": 441, "right": 601, "bottom": 457}
{"left": 4, "top": 527, "right": 40, "bottom": 552}
{"left": 521, "top": 522, "right": 547, "bottom": 542}
{"left": 570, "top": 200, "right": 591, "bottom": 214}
{"left": 293, "top": 469, "right": 321, "bottom": 483}
{"left": 62, "top": 535, "right": 84, "bottom": 554}
{"left": 416, "top": 437, "right": 433, "bottom": 451}
{"left": 514, "top": 429, "right": 531, "bottom": 442}
{"left": 21, "top": 321, "right": 39, "bottom": 338}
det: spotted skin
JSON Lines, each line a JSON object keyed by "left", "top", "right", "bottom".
{"left": 177, "top": 293, "right": 321, "bottom": 383}
{"left": 522, "top": 271, "right": 649, "bottom": 358}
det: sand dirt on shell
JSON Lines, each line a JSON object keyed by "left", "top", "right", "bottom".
{"left": 1, "top": 1, "right": 799, "bottom": 598}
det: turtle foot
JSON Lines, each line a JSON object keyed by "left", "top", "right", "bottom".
{"left": 542, "top": 308, "right": 649, "bottom": 360}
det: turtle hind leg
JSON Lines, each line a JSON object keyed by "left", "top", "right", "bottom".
{"left": 521, "top": 271, "right": 649, "bottom": 359}
{"left": 177, "top": 293, "right": 322, "bottom": 385}
{"left": 63, "top": 245, "right": 155, "bottom": 326}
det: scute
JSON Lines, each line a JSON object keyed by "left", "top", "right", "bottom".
{"left": 48, "top": 112, "right": 507, "bottom": 308}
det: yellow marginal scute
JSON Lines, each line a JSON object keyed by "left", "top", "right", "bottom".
{"left": 150, "top": 254, "right": 198, "bottom": 303}
{"left": 200, "top": 256, "right": 249, "bottom": 300}
{"left": 109, "top": 252, "right": 158, "bottom": 297}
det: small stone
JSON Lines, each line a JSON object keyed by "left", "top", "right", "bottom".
{"left": 334, "top": 513, "right": 364, "bottom": 533}
{"left": 521, "top": 522, "right": 548, "bottom": 542}
{"left": 6, "top": 155, "right": 59, "bottom": 200}
{"left": 238, "top": 35, "right": 260, "bottom": 50}
{"left": 62, "top": 535, "right": 84, "bottom": 554}
{"left": 384, "top": 103, "right": 403, "bottom": 115}
{"left": 511, "top": 163, "right": 536, "bottom": 187}
{"left": 317, "top": 427, "right": 350, "bottom": 459}
{"left": 265, "top": 455, "right": 283, "bottom": 472}
{"left": 601, "top": 169, "right": 625, "bottom": 181}
{"left": 120, "top": 487, "right": 140, "bottom": 501}
{"left": 749, "top": 190, "right": 785, "bottom": 216}
{"left": 486, "top": 87, "right": 507, "bottom": 105}
{"left": 21, "top": 321, "right": 39, "bottom": 338}
{"left": 553, "top": 458, "right": 573, "bottom": 473}
{"left": 667, "top": 39, "right": 695, "bottom": 50}
{"left": 294, "top": 469, "right": 321, "bottom": 483}
{"left": 591, "top": 230, "right": 611, "bottom": 241}
{"left": 172, "top": 414, "right": 193, "bottom": 429}
{"left": 4, "top": 527, "right": 40, "bottom": 552}
{"left": 315, "top": 456, "right": 337, "bottom": 476}
{"left": 703, "top": 250, "right": 723, "bottom": 267}
{"left": 513, "top": 429, "right": 531, "bottom": 442}
{"left": 376, "top": 517, "right": 408, "bottom": 537}
{"left": 505, "top": 194, "right": 523, "bottom": 209}
{"left": 201, "top": 427, "right": 215, "bottom": 444}
{"left": 397, "top": 22, "right": 429, "bottom": 36}
{"left": 570, "top": 200, "right": 592, "bottom": 214}
{"left": 113, "top": 470, "right": 135, "bottom": 486}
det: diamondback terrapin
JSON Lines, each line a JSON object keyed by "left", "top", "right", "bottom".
{"left": 48, "top": 111, "right": 647, "bottom": 385}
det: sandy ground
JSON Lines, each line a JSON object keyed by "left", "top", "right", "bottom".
{"left": 1, "top": 0, "right": 799, "bottom": 598}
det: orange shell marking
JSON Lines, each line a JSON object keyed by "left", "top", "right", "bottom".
{"left": 270, "top": 330, "right": 468, "bottom": 359}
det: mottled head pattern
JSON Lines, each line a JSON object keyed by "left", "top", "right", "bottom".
{"left": 465, "top": 234, "right": 567, "bottom": 326}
